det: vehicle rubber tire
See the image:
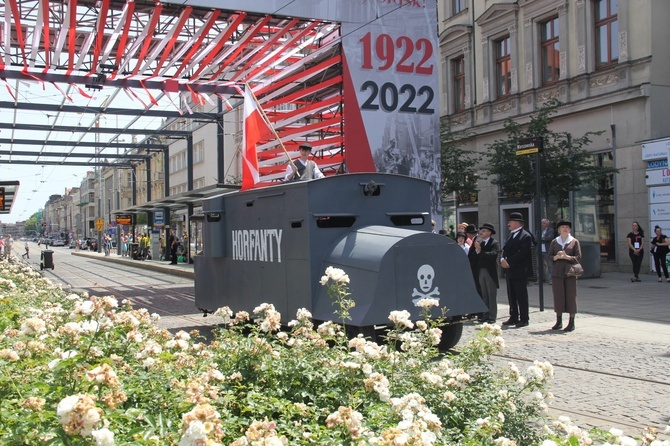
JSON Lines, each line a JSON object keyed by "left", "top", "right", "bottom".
{"left": 438, "top": 323, "right": 463, "bottom": 352}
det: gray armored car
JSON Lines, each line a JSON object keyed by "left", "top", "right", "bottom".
{"left": 194, "top": 173, "right": 487, "bottom": 349}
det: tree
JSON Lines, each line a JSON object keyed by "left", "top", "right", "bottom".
{"left": 440, "top": 121, "right": 481, "bottom": 204}
{"left": 23, "top": 211, "right": 42, "bottom": 236}
{"left": 484, "top": 99, "right": 616, "bottom": 219}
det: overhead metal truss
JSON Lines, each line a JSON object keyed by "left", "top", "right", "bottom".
{"left": 0, "top": 0, "right": 345, "bottom": 194}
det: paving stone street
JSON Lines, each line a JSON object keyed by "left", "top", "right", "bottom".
{"left": 461, "top": 277, "right": 670, "bottom": 434}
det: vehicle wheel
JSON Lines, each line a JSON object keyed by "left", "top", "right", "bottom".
{"left": 438, "top": 323, "right": 463, "bottom": 352}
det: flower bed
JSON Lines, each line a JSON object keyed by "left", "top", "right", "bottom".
{"left": 0, "top": 259, "right": 667, "bottom": 445}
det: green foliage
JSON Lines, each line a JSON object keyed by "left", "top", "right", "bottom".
{"left": 440, "top": 121, "right": 481, "bottom": 198}
{"left": 484, "top": 99, "right": 617, "bottom": 217}
{"left": 23, "top": 211, "right": 42, "bottom": 236}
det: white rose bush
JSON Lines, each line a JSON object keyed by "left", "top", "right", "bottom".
{"left": 0, "top": 259, "right": 668, "bottom": 445}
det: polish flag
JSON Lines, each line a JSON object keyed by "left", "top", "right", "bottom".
{"left": 241, "top": 87, "right": 272, "bottom": 190}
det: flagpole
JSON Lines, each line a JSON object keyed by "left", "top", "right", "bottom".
{"left": 244, "top": 83, "right": 299, "bottom": 176}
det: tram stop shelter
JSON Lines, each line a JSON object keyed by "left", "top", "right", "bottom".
{"left": 0, "top": 181, "right": 20, "bottom": 215}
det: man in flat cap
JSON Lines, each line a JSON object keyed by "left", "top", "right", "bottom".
{"left": 473, "top": 223, "right": 500, "bottom": 323}
{"left": 500, "top": 212, "right": 533, "bottom": 328}
{"left": 284, "top": 142, "right": 325, "bottom": 182}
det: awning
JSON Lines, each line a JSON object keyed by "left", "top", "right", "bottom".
{"left": 0, "top": 181, "right": 20, "bottom": 214}
{"left": 118, "top": 183, "right": 240, "bottom": 214}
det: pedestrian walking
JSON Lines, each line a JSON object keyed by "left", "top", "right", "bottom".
{"left": 23, "top": 241, "right": 30, "bottom": 259}
{"left": 4, "top": 235, "right": 13, "bottom": 257}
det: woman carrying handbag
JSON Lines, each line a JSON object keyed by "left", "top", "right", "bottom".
{"left": 548, "top": 220, "right": 582, "bottom": 332}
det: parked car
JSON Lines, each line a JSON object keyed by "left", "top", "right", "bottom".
{"left": 51, "top": 239, "right": 66, "bottom": 247}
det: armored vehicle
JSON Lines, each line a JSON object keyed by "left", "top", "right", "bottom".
{"left": 195, "top": 173, "right": 487, "bottom": 349}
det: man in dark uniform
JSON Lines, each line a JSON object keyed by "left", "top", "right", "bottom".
{"left": 500, "top": 213, "right": 533, "bottom": 328}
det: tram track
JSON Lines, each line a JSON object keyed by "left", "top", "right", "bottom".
{"left": 493, "top": 352, "right": 670, "bottom": 387}
{"left": 38, "top": 256, "right": 208, "bottom": 331}
{"left": 489, "top": 352, "right": 670, "bottom": 432}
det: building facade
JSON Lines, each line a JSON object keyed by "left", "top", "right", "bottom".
{"left": 439, "top": 0, "right": 670, "bottom": 272}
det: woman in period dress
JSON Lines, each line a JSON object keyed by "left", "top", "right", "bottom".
{"left": 548, "top": 220, "right": 582, "bottom": 332}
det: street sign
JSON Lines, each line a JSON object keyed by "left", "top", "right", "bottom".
{"left": 154, "top": 210, "right": 165, "bottom": 229}
{"left": 515, "top": 137, "right": 543, "bottom": 156}
{"left": 95, "top": 217, "right": 104, "bottom": 232}
{"left": 0, "top": 187, "right": 4, "bottom": 211}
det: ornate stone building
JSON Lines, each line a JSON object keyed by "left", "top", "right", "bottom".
{"left": 439, "top": 0, "right": 670, "bottom": 272}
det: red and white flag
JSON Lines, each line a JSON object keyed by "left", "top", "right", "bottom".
{"left": 241, "top": 87, "right": 272, "bottom": 190}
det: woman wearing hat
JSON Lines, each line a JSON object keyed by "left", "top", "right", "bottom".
{"left": 547, "top": 220, "right": 582, "bottom": 332}
{"left": 473, "top": 223, "right": 500, "bottom": 323}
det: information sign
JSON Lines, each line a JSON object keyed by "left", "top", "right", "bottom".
{"left": 154, "top": 210, "right": 165, "bottom": 229}
{"left": 115, "top": 214, "right": 134, "bottom": 225}
{"left": 516, "top": 137, "right": 543, "bottom": 156}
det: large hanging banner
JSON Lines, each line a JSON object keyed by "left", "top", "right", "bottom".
{"left": 340, "top": 1, "right": 441, "bottom": 221}
{"left": 173, "top": 0, "right": 441, "bottom": 219}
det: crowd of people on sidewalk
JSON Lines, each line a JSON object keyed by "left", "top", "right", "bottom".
{"left": 437, "top": 213, "right": 584, "bottom": 332}
{"left": 77, "top": 230, "right": 189, "bottom": 265}
{"left": 435, "top": 213, "right": 670, "bottom": 333}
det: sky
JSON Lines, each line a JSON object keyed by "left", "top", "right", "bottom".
{"left": 0, "top": 164, "right": 91, "bottom": 224}
{"left": 0, "top": 80, "right": 174, "bottom": 224}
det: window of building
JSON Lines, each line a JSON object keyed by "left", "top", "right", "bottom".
{"left": 452, "top": 56, "right": 466, "bottom": 112}
{"left": 541, "top": 17, "right": 560, "bottom": 85}
{"left": 572, "top": 151, "right": 615, "bottom": 262}
{"left": 495, "top": 36, "right": 512, "bottom": 97}
{"left": 194, "top": 140, "right": 205, "bottom": 164}
{"left": 452, "top": 0, "right": 466, "bottom": 15}
{"left": 595, "top": 0, "right": 618, "bottom": 68}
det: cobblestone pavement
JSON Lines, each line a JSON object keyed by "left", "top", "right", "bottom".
{"left": 461, "top": 276, "right": 670, "bottom": 434}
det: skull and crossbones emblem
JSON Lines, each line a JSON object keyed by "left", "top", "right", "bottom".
{"left": 412, "top": 264, "right": 440, "bottom": 305}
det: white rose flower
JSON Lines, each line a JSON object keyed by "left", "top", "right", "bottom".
{"left": 56, "top": 395, "right": 79, "bottom": 420}
{"left": 91, "top": 427, "right": 115, "bottom": 446}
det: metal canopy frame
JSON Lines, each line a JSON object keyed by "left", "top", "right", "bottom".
{"left": 1, "top": 0, "right": 345, "bottom": 213}
{"left": 121, "top": 182, "right": 240, "bottom": 213}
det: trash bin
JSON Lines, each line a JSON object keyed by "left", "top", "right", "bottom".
{"left": 41, "top": 249, "right": 54, "bottom": 270}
